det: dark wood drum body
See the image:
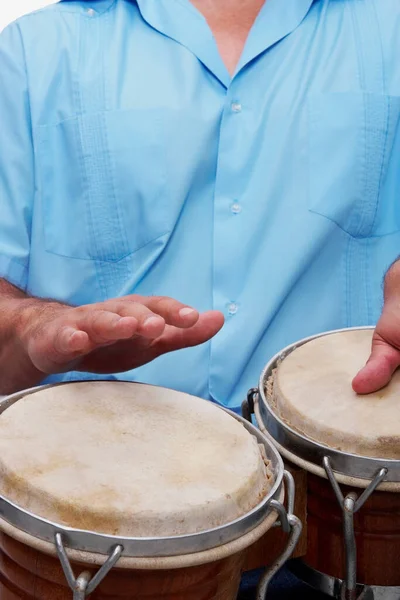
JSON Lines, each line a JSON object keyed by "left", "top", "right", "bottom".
{"left": 0, "top": 532, "right": 244, "bottom": 600}
{"left": 305, "top": 473, "right": 400, "bottom": 587}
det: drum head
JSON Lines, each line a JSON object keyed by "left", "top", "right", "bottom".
{"left": 269, "top": 329, "right": 400, "bottom": 460}
{"left": 0, "top": 382, "right": 272, "bottom": 538}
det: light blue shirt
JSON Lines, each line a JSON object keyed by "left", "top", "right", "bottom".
{"left": 0, "top": 0, "right": 400, "bottom": 411}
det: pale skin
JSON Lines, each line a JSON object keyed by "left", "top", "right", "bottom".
{"left": 0, "top": 0, "right": 397, "bottom": 395}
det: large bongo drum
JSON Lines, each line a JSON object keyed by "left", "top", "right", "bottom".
{"left": 0, "top": 381, "right": 301, "bottom": 600}
{"left": 244, "top": 327, "right": 400, "bottom": 600}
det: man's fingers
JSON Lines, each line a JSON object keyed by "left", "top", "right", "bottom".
{"left": 56, "top": 327, "right": 90, "bottom": 354}
{"left": 352, "top": 338, "right": 400, "bottom": 394}
{"left": 75, "top": 306, "right": 167, "bottom": 343}
{"left": 73, "top": 311, "right": 138, "bottom": 343}
{"left": 146, "top": 297, "right": 199, "bottom": 328}
{"left": 154, "top": 310, "right": 225, "bottom": 353}
{"left": 112, "top": 296, "right": 200, "bottom": 329}
{"left": 51, "top": 313, "right": 140, "bottom": 362}
{"left": 109, "top": 303, "right": 167, "bottom": 337}
{"left": 31, "top": 326, "right": 92, "bottom": 371}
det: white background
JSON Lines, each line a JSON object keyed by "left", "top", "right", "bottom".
{"left": 0, "top": 1, "right": 54, "bottom": 31}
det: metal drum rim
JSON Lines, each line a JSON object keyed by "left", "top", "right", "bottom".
{"left": 257, "top": 326, "right": 400, "bottom": 484}
{"left": 0, "top": 380, "right": 284, "bottom": 558}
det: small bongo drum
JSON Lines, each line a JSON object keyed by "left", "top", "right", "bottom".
{"left": 0, "top": 381, "right": 301, "bottom": 600}
{"left": 244, "top": 327, "right": 400, "bottom": 600}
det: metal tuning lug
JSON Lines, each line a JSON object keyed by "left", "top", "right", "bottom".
{"left": 323, "top": 457, "right": 387, "bottom": 600}
{"left": 256, "top": 470, "right": 303, "bottom": 599}
{"left": 55, "top": 532, "right": 123, "bottom": 599}
{"left": 242, "top": 388, "right": 258, "bottom": 422}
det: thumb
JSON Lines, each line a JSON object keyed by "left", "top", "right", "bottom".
{"left": 352, "top": 335, "right": 400, "bottom": 394}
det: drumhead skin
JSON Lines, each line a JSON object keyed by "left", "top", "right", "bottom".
{"left": 271, "top": 329, "right": 400, "bottom": 460}
{"left": 0, "top": 382, "right": 272, "bottom": 538}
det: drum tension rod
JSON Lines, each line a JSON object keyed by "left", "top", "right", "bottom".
{"left": 55, "top": 533, "right": 123, "bottom": 599}
{"left": 323, "top": 457, "right": 388, "bottom": 600}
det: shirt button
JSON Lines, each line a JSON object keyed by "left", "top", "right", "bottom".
{"left": 231, "top": 202, "right": 242, "bottom": 214}
{"left": 228, "top": 302, "right": 239, "bottom": 316}
{"left": 87, "top": 8, "right": 96, "bottom": 16}
{"left": 231, "top": 102, "right": 242, "bottom": 113}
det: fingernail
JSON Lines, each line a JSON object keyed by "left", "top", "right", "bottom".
{"left": 63, "top": 327, "right": 77, "bottom": 342}
{"left": 117, "top": 316, "right": 133, "bottom": 325}
{"left": 66, "top": 329, "right": 84, "bottom": 350}
{"left": 143, "top": 316, "right": 164, "bottom": 326}
{"left": 179, "top": 308, "right": 196, "bottom": 317}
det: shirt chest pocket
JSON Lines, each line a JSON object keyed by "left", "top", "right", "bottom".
{"left": 308, "top": 92, "right": 400, "bottom": 238}
{"left": 37, "top": 109, "right": 172, "bottom": 262}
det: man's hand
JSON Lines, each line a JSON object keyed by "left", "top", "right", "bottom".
{"left": 352, "top": 261, "right": 400, "bottom": 394}
{"left": 19, "top": 295, "right": 224, "bottom": 376}
{"left": 352, "top": 310, "right": 400, "bottom": 394}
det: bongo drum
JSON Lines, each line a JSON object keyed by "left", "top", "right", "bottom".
{"left": 0, "top": 381, "right": 301, "bottom": 600}
{"left": 244, "top": 327, "right": 400, "bottom": 600}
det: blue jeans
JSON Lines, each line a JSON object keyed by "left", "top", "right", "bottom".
{"left": 238, "top": 567, "right": 328, "bottom": 599}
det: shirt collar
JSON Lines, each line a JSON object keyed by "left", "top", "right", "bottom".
{"left": 237, "top": 0, "right": 316, "bottom": 73}
{"left": 60, "top": 0, "right": 316, "bottom": 85}
{"left": 135, "top": 0, "right": 316, "bottom": 85}
{"left": 136, "top": 0, "right": 231, "bottom": 87}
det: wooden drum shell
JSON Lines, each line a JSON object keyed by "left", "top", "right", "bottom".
{"left": 269, "top": 460, "right": 400, "bottom": 588}
{"left": 305, "top": 472, "right": 400, "bottom": 587}
{"left": 0, "top": 505, "right": 305, "bottom": 600}
{"left": 0, "top": 531, "right": 244, "bottom": 600}
{"left": 0, "top": 477, "right": 306, "bottom": 600}
{"left": 0, "top": 499, "right": 287, "bottom": 600}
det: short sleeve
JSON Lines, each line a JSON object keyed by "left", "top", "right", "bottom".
{"left": 0, "top": 22, "right": 34, "bottom": 290}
